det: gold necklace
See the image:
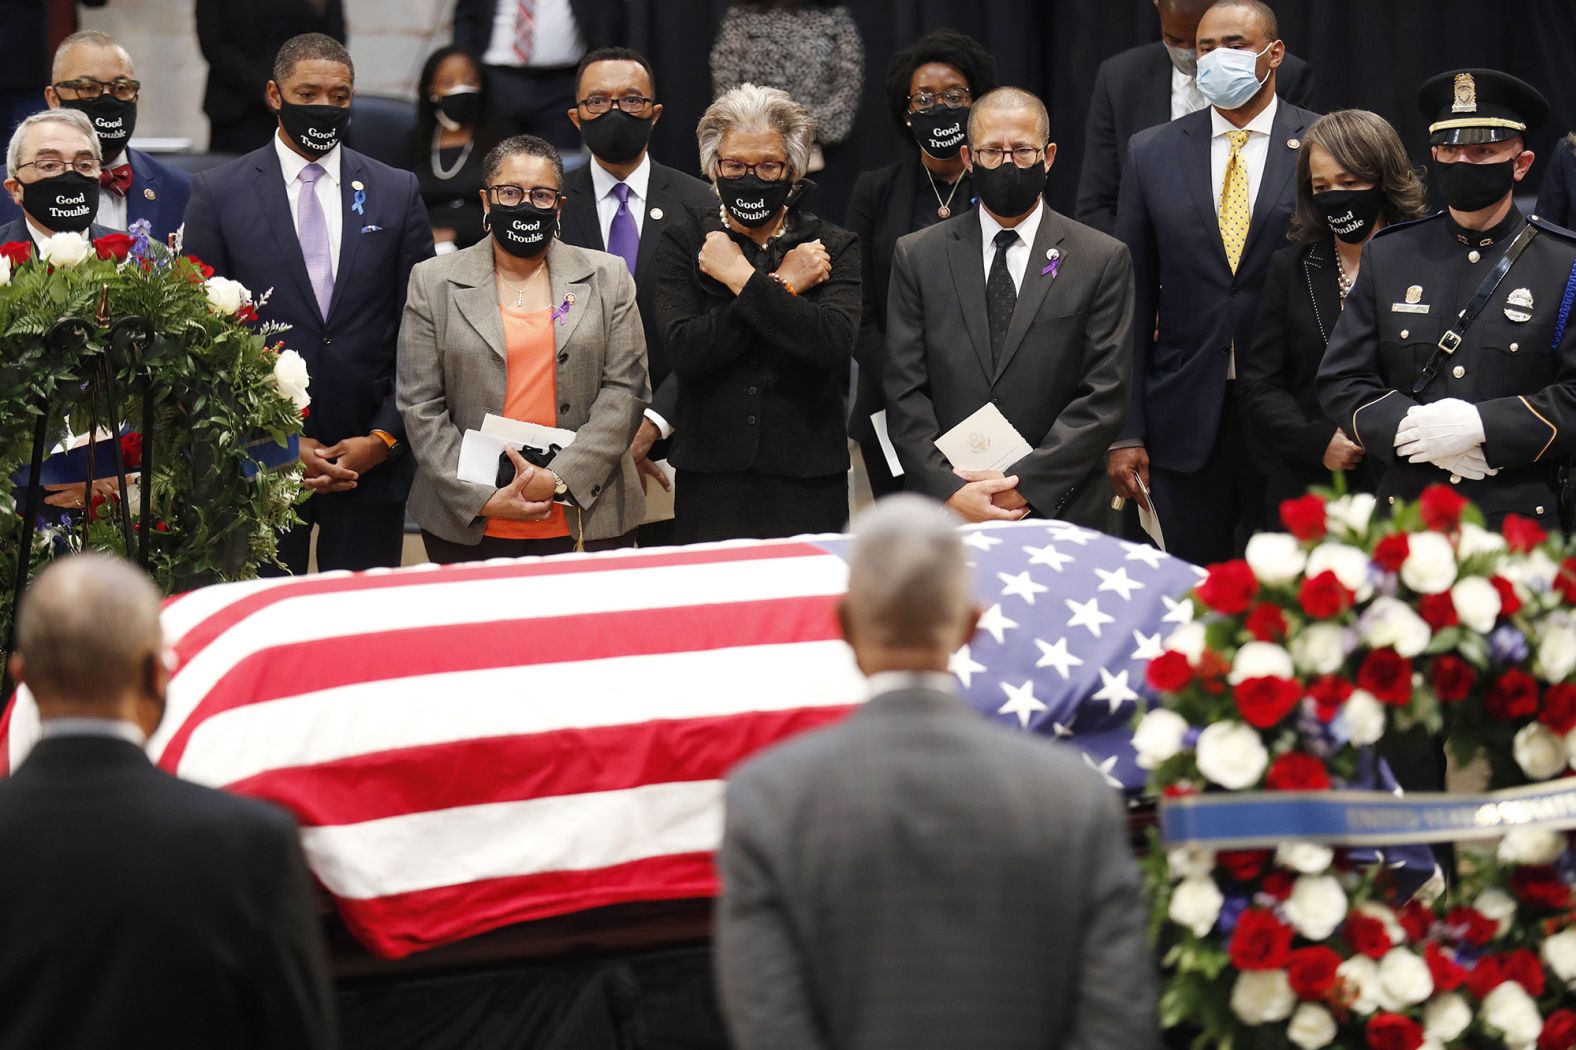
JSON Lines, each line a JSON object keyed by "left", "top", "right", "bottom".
{"left": 923, "top": 160, "right": 964, "bottom": 219}
{"left": 497, "top": 266, "right": 542, "bottom": 309}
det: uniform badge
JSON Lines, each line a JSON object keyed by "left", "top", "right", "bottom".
{"left": 1505, "top": 287, "right": 1535, "bottom": 323}
{"left": 1392, "top": 285, "right": 1429, "bottom": 313}
{"left": 1406, "top": 286, "right": 1423, "bottom": 304}
{"left": 1452, "top": 72, "right": 1477, "bottom": 114}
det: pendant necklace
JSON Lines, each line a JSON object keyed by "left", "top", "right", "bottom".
{"left": 924, "top": 162, "right": 964, "bottom": 220}
{"left": 498, "top": 267, "right": 540, "bottom": 309}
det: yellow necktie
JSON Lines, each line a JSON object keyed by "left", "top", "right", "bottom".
{"left": 1219, "top": 129, "right": 1251, "bottom": 273}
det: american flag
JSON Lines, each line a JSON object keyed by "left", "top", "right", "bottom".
{"left": 0, "top": 521, "right": 1200, "bottom": 959}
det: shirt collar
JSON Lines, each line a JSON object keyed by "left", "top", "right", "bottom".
{"left": 1211, "top": 93, "right": 1279, "bottom": 139}
{"left": 978, "top": 196, "right": 1045, "bottom": 250}
{"left": 590, "top": 151, "right": 651, "bottom": 203}
{"left": 39, "top": 716, "right": 147, "bottom": 748}
{"left": 1446, "top": 204, "right": 1525, "bottom": 247}
{"left": 866, "top": 670, "right": 958, "bottom": 700}
{"left": 274, "top": 131, "right": 342, "bottom": 186}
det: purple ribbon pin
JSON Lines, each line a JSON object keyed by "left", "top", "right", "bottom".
{"left": 1041, "top": 248, "right": 1063, "bottom": 279}
{"left": 551, "top": 291, "right": 576, "bottom": 325}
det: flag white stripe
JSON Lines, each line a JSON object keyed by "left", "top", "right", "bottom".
{"left": 301, "top": 779, "right": 726, "bottom": 899}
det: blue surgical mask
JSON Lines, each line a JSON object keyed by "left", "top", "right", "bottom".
{"left": 1194, "top": 42, "right": 1271, "bottom": 110}
{"left": 1165, "top": 42, "right": 1198, "bottom": 77}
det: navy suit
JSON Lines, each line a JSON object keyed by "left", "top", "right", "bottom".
{"left": 0, "top": 218, "right": 116, "bottom": 247}
{"left": 0, "top": 148, "right": 190, "bottom": 244}
{"left": 182, "top": 140, "right": 434, "bottom": 572}
{"left": 1115, "top": 98, "right": 1318, "bottom": 564}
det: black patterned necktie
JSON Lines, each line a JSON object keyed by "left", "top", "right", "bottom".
{"left": 986, "top": 228, "right": 1019, "bottom": 370}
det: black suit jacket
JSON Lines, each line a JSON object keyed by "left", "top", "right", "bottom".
{"left": 181, "top": 143, "right": 434, "bottom": 503}
{"left": 196, "top": 0, "right": 345, "bottom": 129}
{"left": 1076, "top": 43, "right": 1314, "bottom": 236}
{"left": 0, "top": 148, "right": 192, "bottom": 243}
{"left": 558, "top": 157, "right": 716, "bottom": 432}
{"left": 1115, "top": 99, "right": 1320, "bottom": 473}
{"left": 884, "top": 206, "right": 1133, "bottom": 526}
{"left": 453, "top": 0, "right": 621, "bottom": 56}
{"left": 0, "top": 735, "right": 334, "bottom": 1050}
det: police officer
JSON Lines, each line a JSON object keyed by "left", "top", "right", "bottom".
{"left": 1319, "top": 68, "right": 1576, "bottom": 530}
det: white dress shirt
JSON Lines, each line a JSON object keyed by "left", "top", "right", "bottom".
{"left": 978, "top": 199, "right": 1045, "bottom": 293}
{"left": 866, "top": 670, "right": 958, "bottom": 700}
{"left": 1170, "top": 64, "right": 1209, "bottom": 121}
{"left": 274, "top": 132, "right": 343, "bottom": 278}
{"left": 39, "top": 716, "right": 147, "bottom": 747}
{"left": 590, "top": 152, "right": 650, "bottom": 243}
{"left": 95, "top": 153, "right": 130, "bottom": 231}
{"left": 483, "top": 0, "right": 587, "bottom": 68}
{"left": 1209, "top": 94, "right": 1278, "bottom": 217}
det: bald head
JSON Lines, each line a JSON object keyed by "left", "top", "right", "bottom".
{"left": 967, "top": 86, "right": 1050, "bottom": 146}
{"left": 51, "top": 30, "right": 133, "bottom": 84}
{"left": 842, "top": 496, "right": 975, "bottom": 664}
{"left": 13, "top": 554, "right": 164, "bottom": 713}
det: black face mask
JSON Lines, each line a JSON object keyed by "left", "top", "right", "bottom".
{"left": 277, "top": 100, "right": 350, "bottom": 157}
{"left": 580, "top": 109, "right": 654, "bottom": 165}
{"left": 1434, "top": 157, "right": 1517, "bottom": 213}
{"left": 59, "top": 96, "right": 136, "bottom": 162}
{"left": 434, "top": 90, "right": 482, "bottom": 128}
{"left": 23, "top": 171, "right": 98, "bottom": 233}
{"left": 909, "top": 105, "right": 969, "bottom": 159}
{"left": 718, "top": 173, "right": 793, "bottom": 229}
{"left": 1312, "top": 187, "right": 1386, "bottom": 244}
{"left": 970, "top": 158, "right": 1047, "bottom": 218}
{"left": 490, "top": 202, "right": 557, "bottom": 258}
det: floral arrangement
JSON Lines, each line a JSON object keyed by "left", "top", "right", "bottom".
{"left": 1137, "top": 486, "right": 1576, "bottom": 1050}
{"left": 0, "top": 223, "right": 306, "bottom": 638}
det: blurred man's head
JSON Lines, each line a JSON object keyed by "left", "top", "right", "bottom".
{"left": 10, "top": 554, "right": 168, "bottom": 738}
{"left": 1155, "top": 0, "right": 1216, "bottom": 63}
{"left": 839, "top": 495, "right": 980, "bottom": 675}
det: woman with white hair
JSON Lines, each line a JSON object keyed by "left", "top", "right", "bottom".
{"left": 654, "top": 83, "right": 861, "bottom": 543}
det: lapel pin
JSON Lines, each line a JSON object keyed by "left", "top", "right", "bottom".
{"left": 1041, "top": 248, "right": 1062, "bottom": 279}
{"left": 649, "top": 207, "right": 663, "bottom": 221}
{"left": 1287, "top": 137, "right": 1300, "bottom": 149}
{"left": 351, "top": 180, "right": 364, "bottom": 191}
{"left": 143, "top": 187, "right": 156, "bottom": 200}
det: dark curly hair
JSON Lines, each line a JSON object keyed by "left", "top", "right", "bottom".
{"left": 1288, "top": 110, "right": 1429, "bottom": 243}
{"left": 883, "top": 28, "right": 998, "bottom": 141}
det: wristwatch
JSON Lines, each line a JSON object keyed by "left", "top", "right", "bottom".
{"left": 370, "top": 429, "right": 406, "bottom": 463}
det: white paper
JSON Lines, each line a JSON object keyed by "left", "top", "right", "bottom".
{"left": 481, "top": 412, "right": 577, "bottom": 452}
{"left": 458, "top": 429, "right": 510, "bottom": 485}
{"left": 640, "top": 459, "right": 678, "bottom": 524}
{"left": 869, "top": 410, "right": 905, "bottom": 478}
{"left": 933, "top": 403, "right": 1034, "bottom": 473}
{"left": 1134, "top": 471, "right": 1166, "bottom": 552}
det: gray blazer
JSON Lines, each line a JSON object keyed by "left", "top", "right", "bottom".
{"left": 397, "top": 237, "right": 650, "bottom": 544}
{"left": 715, "top": 686, "right": 1159, "bottom": 1050}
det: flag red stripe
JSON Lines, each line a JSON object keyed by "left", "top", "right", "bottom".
{"left": 226, "top": 706, "right": 854, "bottom": 826}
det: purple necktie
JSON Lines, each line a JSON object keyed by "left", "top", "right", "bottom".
{"left": 297, "top": 162, "right": 335, "bottom": 320}
{"left": 607, "top": 182, "right": 639, "bottom": 276}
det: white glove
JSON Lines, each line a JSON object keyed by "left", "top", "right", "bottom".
{"left": 1431, "top": 445, "right": 1498, "bottom": 481}
{"left": 1393, "top": 399, "right": 1486, "bottom": 465}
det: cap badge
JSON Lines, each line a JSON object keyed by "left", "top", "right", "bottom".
{"left": 1505, "top": 287, "right": 1534, "bottom": 323}
{"left": 1453, "top": 72, "right": 1477, "bottom": 114}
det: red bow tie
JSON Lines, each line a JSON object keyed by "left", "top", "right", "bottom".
{"left": 100, "top": 164, "right": 132, "bottom": 198}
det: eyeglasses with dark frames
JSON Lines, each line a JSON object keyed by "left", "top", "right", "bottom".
{"left": 907, "top": 87, "right": 972, "bottom": 112}
{"left": 17, "top": 157, "right": 101, "bottom": 178}
{"left": 970, "top": 145, "right": 1046, "bottom": 169}
{"left": 52, "top": 77, "right": 140, "bottom": 102}
{"left": 487, "top": 184, "right": 564, "bottom": 208}
{"left": 716, "top": 158, "right": 788, "bottom": 182}
{"left": 577, "top": 95, "right": 654, "bottom": 116}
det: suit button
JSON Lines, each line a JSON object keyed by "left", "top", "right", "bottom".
{"left": 1452, "top": 365, "right": 1466, "bottom": 379}
{"left": 1469, "top": 250, "right": 1481, "bottom": 263}
{"left": 1510, "top": 342, "right": 1519, "bottom": 353}
{"left": 1450, "top": 474, "right": 1461, "bottom": 485}
{"left": 1537, "top": 505, "right": 1547, "bottom": 515}
{"left": 592, "top": 484, "right": 601, "bottom": 496}
{"left": 323, "top": 336, "right": 333, "bottom": 346}
{"left": 1231, "top": 289, "right": 1240, "bottom": 299}
{"left": 1399, "top": 329, "right": 1409, "bottom": 340}
{"left": 747, "top": 415, "right": 757, "bottom": 425}
{"left": 1387, "top": 496, "right": 1397, "bottom": 505}
{"left": 558, "top": 352, "right": 569, "bottom": 363}
{"left": 559, "top": 403, "right": 570, "bottom": 413}
{"left": 747, "top": 385, "right": 758, "bottom": 395}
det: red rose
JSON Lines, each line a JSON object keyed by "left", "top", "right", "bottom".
{"left": 300, "top": 406, "right": 311, "bottom": 419}
{"left": 1373, "top": 533, "right": 1411, "bottom": 573}
{"left": 1299, "top": 569, "right": 1354, "bottom": 620}
{"left": 1539, "top": 1009, "right": 1576, "bottom": 1050}
{"left": 1419, "top": 484, "right": 1469, "bottom": 531}
{"left": 1503, "top": 947, "right": 1547, "bottom": 997}
{"left": 1217, "top": 849, "right": 1270, "bottom": 882}
{"left": 1486, "top": 669, "right": 1540, "bottom": 721}
{"left": 1425, "top": 942, "right": 1468, "bottom": 992}
{"left": 1505, "top": 513, "right": 1550, "bottom": 553}
{"left": 1396, "top": 900, "right": 1433, "bottom": 942}
{"left": 1428, "top": 654, "right": 1477, "bottom": 703}
{"left": 1308, "top": 675, "right": 1354, "bottom": 722}
{"left": 236, "top": 302, "right": 259, "bottom": 324}
{"left": 1446, "top": 906, "right": 1498, "bottom": 948}
{"left": 1466, "top": 953, "right": 1506, "bottom": 999}
{"left": 92, "top": 232, "right": 134, "bottom": 261}
{"left": 1146, "top": 650, "right": 1193, "bottom": 692}
{"left": 1198, "top": 560, "right": 1259, "bottom": 614}
{"left": 0, "top": 240, "right": 31, "bottom": 267}
{"left": 1228, "top": 907, "right": 1294, "bottom": 970}
{"left": 1345, "top": 911, "right": 1394, "bottom": 959}
{"left": 1265, "top": 751, "right": 1332, "bottom": 791}
{"left": 119, "top": 432, "right": 143, "bottom": 470}
{"left": 1245, "top": 601, "right": 1289, "bottom": 641}
{"left": 184, "top": 254, "right": 215, "bottom": 280}
{"left": 1541, "top": 684, "right": 1576, "bottom": 734}
{"left": 1418, "top": 592, "right": 1459, "bottom": 630}
{"left": 1560, "top": 558, "right": 1576, "bottom": 606}
{"left": 1162, "top": 782, "right": 1199, "bottom": 799}
{"left": 1260, "top": 869, "right": 1295, "bottom": 901}
{"left": 1358, "top": 649, "right": 1414, "bottom": 706}
{"left": 1280, "top": 493, "right": 1328, "bottom": 541}
{"left": 1492, "top": 575, "right": 1524, "bottom": 617}
{"left": 1366, "top": 1012, "right": 1424, "bottom": 1050}
{"left": 1511, "top": 867, "right": 1574, "bottom": 911}
{"left": 1234, "top": 676, "right": 1303, "bottom": 729}
{"left": 1287, "top": 945, "right": 1341, "bottom": 999}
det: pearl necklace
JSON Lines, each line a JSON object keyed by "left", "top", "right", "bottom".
{"left": 1333, "top": 240, "right": 1355, "bottom": 302}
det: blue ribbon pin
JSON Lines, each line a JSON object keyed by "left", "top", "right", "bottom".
{"left": 351, "top": 187, "right": 366, "bottom": 216}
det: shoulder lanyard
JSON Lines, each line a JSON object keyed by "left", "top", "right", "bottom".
{"left": 1411, "top": 223, "right": 1538, "bottom": 395}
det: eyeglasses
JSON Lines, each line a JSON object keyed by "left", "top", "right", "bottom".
{"left": 970, "top": 145, "right": 1046, "bottom": 169}
{"left": 17, "top": 157, "right": 101, "bottom": 178}
{"left": 717, "top": 158, "right": 787, "bottom": 182}
{"left": 487, "top": 184, "right": 563, "bottom": 208}
{"left": 53, "top": 77, "right": 140, "bottom": 102}
{"left": 577, "top": 94, "right": 653, "bottom": 116}
{"left": 907, "top": 87, "right": 972, "bottom": 112}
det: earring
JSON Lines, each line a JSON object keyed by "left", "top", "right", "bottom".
{"left": 482, "top": 213, "right": 491, "bottom": 231}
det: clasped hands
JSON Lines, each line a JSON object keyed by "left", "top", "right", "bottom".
{"left": 299, "top": 435, "right": 389, "bottom": 493}
{"left": 946, "top": 468, "right": 1030, "bottom": 523}
{"left": 481, "top": 445, "right": 556, "bottom": 522}
{"left": 698, "top": 232, "right": 831, "bottom": 295}
{"left": 1393, "top": 398, "right": 1497, "bottom": 481}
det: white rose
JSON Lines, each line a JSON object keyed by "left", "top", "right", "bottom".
{"left": 1134, "top": 709, "right": 1189, "bottom": 770}
{"left": 1482, "top": 980, "right": 1543, "bottom": 1047}
{"left": 1458, "top": 521, "right": 1508, "bottom": 560}
{"left": 272, "top": 348, "right": 312, "bottom": 412}
{"left": 1513, "top": 723, "right": 1567, "bottom": 782}
{"left": 1275, "top": 841, "right": 1334, "bottom": 875}
{"left": 1168, "top": 874, "right": 1224, "bottom": 937}
{"left": 0, "top": 253, "right": 10, "bottom": 287}
{"left": 1336, "top": 955, "right": 1380, "bottom": 1015}
{"left": 1167, "top": 845, "right": 1216, "bottom": 879}
{"left": 1376, "top": 948, "right": 1434, "bottom": 1009}
{"left": 1537, "top": 621, "right": 1576, "bottom": 683}
{"left": 204, "top": 275, "right": 252, "bottom": 315}
{"left": 1230, "top": 641, "right": 1295, "bottom": 684}
{"left": 1542, "top": 928, "right": 1576, "bottom": 988}
{"left": 1229, "top": 970, "right": 1295, "bottom": 1026}
{"left": 1424, "top": 992, "right": 1472, "bottom": 1042}
{"left": 1361, "top": 596, "right": 1433, "bottom": 658}
{"left": 1163, "top": 621, "right": 1207, "bottom": 663}
{"left": 1246, "top": 532, "right": 1307, "bottom": 585}
{"left": 1291, "top": 624, "right": 1349, "bottom": 676}
{"left": 1498, "top": 827, "right": 1564, "bottom": 867}
{"left": 1340, "top": 689, "right": 1387, "bottom": 747}
{"left": 1326, "top": 492, "right": 1377, "bottom": 538}
{"left": 1283, "top": 874, "right": 1347, "bottom": 941}
{"left": 1401, "top": 531, "right": 1459, "bottom": 595}
{"left": 1502, "top": 548, "right": 1560, "bottom": 594}
{"left": 1195, "top": 721, "right": 1269, "bottom": 790}
{"left": 1307, "top": 542, "right": 1372, "bottom": 597}
{"left": 1476, "top": 887, "right": 1518, "bottom": 936}
{"left": 1450, "top": 576, "right": 1502, "bottom": 633}
{"left": 1287, "top": 1003, "right": 1337, "bottom": 1050}
{"left": 37, "top": 230, "right": 91, "bottom": 268}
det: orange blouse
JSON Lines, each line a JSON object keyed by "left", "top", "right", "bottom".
{"left": 484, "top": 305, "right": 569, "bottom": 540}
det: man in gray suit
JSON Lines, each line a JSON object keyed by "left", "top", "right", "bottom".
{"left": 884, "top": 88, "right": 1134, "bottom": 533}
{"left": 714, "top": 495, "right": 1158, "bottom": 1050}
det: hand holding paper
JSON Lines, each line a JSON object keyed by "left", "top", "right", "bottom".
{"left": 934, "top": 403, "right": 1034, "bottom": 474}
